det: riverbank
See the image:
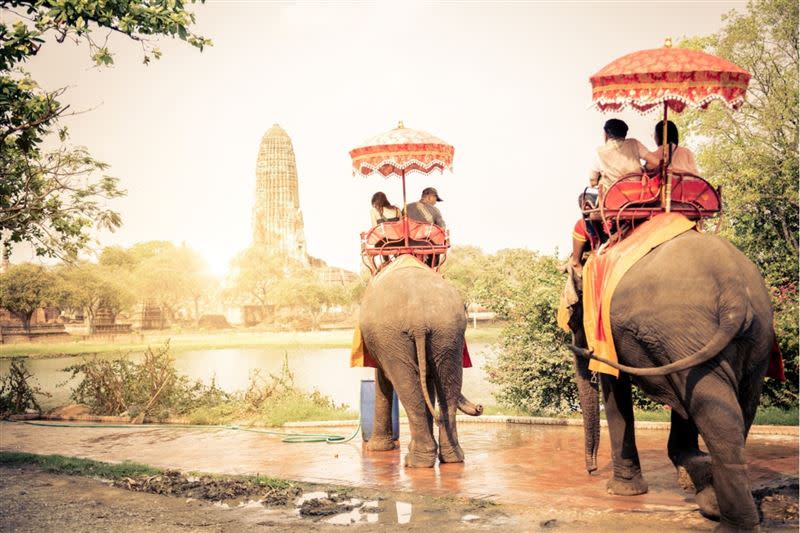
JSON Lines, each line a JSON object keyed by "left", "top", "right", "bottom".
{"left": 0, "top": 326, "right": 504, "bottom": 359}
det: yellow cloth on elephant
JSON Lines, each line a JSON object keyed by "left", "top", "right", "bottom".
{"left": 350, "top": 254, "right": 433, "bottom": 368}
{"left": 583, "top": 213, "right": 696, "bottom": 377}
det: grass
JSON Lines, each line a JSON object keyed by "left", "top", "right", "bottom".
{"left": 0, "top": 451, "right": 294, "bottom": 490}
{"left": 0, "top": 326, "right": 504, "bottom": 359}
{"left": 186, "top": 392, "right": 358, "bottom": 426}
{"left": 0, "top": 451, "right": 162, "bottom": 479}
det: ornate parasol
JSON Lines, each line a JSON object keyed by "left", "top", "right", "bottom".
{"left": 590, "top": 38, "right": 751, "bottom": 210}
{"left": 350, "top": 122, "right": 454, "bottom": 246}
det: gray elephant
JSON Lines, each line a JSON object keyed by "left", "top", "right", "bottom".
{"left": 566, "top": 230, "right": 776, "bottom": 533}
{"left": 359, "top": 263, "right": 483, "bottom": 468}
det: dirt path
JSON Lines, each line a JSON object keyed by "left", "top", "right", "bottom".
{"left": 1, "top": 421, "right": 797, "bottom": 531}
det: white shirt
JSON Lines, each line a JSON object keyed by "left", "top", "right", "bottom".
{"left": 590, "top": 138, "right": 650, "bottom": 190}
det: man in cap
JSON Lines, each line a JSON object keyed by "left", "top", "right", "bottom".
{"left": 405, "top": 187, "right": 446, "bottom": 228}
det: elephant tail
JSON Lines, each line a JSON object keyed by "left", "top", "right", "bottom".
{"left": 569, "top": 288, "right": 750, "bottom": 377}
{"left": 414, "top": 333, "right": 440, "bottom": 425}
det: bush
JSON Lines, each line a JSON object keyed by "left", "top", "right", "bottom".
{"left": 64, "top": 341, "right": 233, "bottom": 420}
{"left": 64, "top": 342, "right": 353, "bottom": 425}
{"left": 0, "top": 358, "right": 51, "bottom": 417}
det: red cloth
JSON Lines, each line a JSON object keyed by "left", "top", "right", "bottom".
{"left": 767, "top": 336, "right": 786, "bottom": 381}
{"left": 572, "top": 219, "right": 598, "bottom": 249}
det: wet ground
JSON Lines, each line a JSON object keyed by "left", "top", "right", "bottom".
{"left": 1, "top": 421, "right": 797, "bottom": 531}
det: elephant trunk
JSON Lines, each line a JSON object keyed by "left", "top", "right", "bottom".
{"left": 573, "top": 336, "right": 600, "bottom": 473}
{"left": 457, "top": 393, "right": 483, "bottom": 416}
{"left": 415, "top": 333, "right": 439, "bottom": 425}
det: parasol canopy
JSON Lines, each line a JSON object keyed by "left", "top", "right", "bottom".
{"left": 349, "top": 121, "right": 454, "bottom": 178}
{"left": 590, "top": 40, "right": 751, "bottom": 114}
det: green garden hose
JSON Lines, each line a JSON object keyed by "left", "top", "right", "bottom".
{"left": 21, "top": 420, "right": 361, "bottom": 444}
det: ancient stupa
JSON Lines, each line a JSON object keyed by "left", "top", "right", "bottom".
{"left": 252, "top": 124, "right": 308, "bottom": 265}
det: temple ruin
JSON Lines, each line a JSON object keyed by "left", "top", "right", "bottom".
{"left": 252, "top": 124, "right": 309, "bottom": 265}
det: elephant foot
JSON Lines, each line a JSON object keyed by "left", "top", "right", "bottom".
{"left": 367, "top": 436, "right": 396, "bottom": 451}
{"left": 438, "top": 444, "right": 465, "bottom": 464}
{"left": 675, "top": 451, "right": 713, "bottom": 492}
{"left": 404, "top": 450, "right": 436, "bottom": 468}
{"left": 607, "top": 473, "right": 648, "bottom": 496}
{"left": 695, "top": 485, "right": 720, "bottom": 521}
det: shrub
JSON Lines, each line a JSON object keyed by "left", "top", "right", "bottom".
{"left": 0, "top": 358, "right": 51, "bottom": 417}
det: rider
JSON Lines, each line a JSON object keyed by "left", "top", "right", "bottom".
{"left": 405, "top": 187, "right": 446, "bottom": 228}
{"left": 590, "top": 118, "right": 660, "bottom": 192}
{"left": 571, "top": 119, "right": 660, "bottom": 268}
{"left": 646, "top": 120, "right": 700, "bottom": 175}
{"left": 370, "top": 191, "right": 401, "bottom": 226}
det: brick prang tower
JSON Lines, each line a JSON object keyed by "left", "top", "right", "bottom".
{"left": 252, "top": 124, "right": 309, "bottom": 265}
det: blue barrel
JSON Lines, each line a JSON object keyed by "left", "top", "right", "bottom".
{"left": 360, "top": 379, "right": 400, "bottom": 442}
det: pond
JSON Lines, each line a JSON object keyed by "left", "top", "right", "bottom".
{"left": 1, "top": 343, "right": 500, "bottom": 412}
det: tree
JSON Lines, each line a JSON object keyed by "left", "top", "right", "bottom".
{"left": 0, "top": 263, "right": 56, "bottom": 331}
{"left": 225, "top": 247, "right": 290, "bottom": 313}
{"left": 131, "top": 242, "right": 214, "bottom": 323}
{"left": 275, "top": 271, "right": 351, "bottom": 330}
{"left": 478, "top": 250, "right": 579, "bottom": 415}
{"left": 1, "top": 0, "right": 211, "bottom": 259}
{"left": 678, "top": 0, "right": 798, "bottom": 408}
{"left": 56, "top": 262, "right": 134, "bottom": 329}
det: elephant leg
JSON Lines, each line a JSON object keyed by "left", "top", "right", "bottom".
{"left": 380, "top": 353, "right": 437, "bottom": 468}
{"left": 689, "top": 377, "right": 759, "bottom": 532}
{"left": 669, "top": 410, "right": 718, "bottom": 519}
{"left": 433, "top": 350, "right": 464, "bottom": 464}
{"left": 368, "top": 367, "right": 396, "bottom": 451}
{"left": 601, "top": 373, "right": 648, "bottom": 495}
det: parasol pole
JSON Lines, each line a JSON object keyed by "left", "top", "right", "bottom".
{"left": 662, "top": 103, "right": 672, "bottom": 212}
{"left": 401, "top": 167, "right": 409, "bottom": 247}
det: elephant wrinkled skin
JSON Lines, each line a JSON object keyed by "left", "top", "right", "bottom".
{"left": 359, "top": 265, "right": 482, "bottom": 468}
{"left": 566, "top": 230, "right": 774, "bottom": 533}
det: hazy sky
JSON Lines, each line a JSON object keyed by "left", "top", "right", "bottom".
{"left": 13, "top": 0, "right": 746, "bottom": 275}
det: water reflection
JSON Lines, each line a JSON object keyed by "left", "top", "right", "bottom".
{"left": 0, "top": 344, "right": 498, "bottom": 411}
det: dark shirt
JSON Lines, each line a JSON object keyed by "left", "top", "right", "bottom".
{"left": 405, "top": 201, "right": 446, "bottom": 228}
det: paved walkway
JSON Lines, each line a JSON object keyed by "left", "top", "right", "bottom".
{"left": 1, "top": 421, "right": 797, "bottom": 513}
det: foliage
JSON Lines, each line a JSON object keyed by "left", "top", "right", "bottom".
{"left": 273, "top": 270, "right": 351, "bottom": 330}
{"left": 479, "top": 249, "right": 580, "bottom": 415}
{"left": 64, "top": 341, "right": 230, "bottom": 419}
{"left": 441, "top": 245, "right": 490, "bottom": 303}
{"left": 678, "top": 0, "right": 798, "bottom": 408}
{"left": 0, "top": 357, "right": 50, "bottom": 416}
{"left": 0, "top": 0, "right": 210, "bottom": 258}
{"left": 0, "top": 262, "right": 57, "bottom": 330}
{"left": 225, "top": 247, "right": 288, "bottom": 309}
{"left": 0, "top": 451, "right": 163, "bottom": 479}
{"left": 63, "top": 342, "right": 353, "bottom": 425}
{"left": 130, "top": 242, "right": 216, "bottom": 322}
{"left": 0, "top": 145, "right": 125, "bottom": 260}
{"left": 54, "top": 262, "right": 135, "bottom": 326}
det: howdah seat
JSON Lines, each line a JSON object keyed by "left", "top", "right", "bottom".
{"left": 361, "top": 217, "right": 450, "bottom": 274}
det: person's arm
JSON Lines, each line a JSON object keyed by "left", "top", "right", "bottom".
{"left": 685, "top": 148, "right": 700, "bottom": 175}
{"left": 638, "top": 140, "right": 661, "bottom": 169}
{"left": 589, "top": 158, "right": 601, "bottom": 186}
{"left": 432, "top": 206, "right": 446, "bottom": 228}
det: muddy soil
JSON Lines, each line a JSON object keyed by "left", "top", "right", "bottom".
{"left": 2, "top": 465, "right": 798, "bottom": 532}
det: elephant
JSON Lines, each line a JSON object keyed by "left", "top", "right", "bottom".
{"left": 359, "top": 263, "right": 483, "bottom": 468}
{"left": 565, "top": 230, "right": 775, "bottom": 533}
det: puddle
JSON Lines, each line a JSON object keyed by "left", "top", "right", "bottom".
{"left": 396, "top": 501, "right": 412, "bottom": 524}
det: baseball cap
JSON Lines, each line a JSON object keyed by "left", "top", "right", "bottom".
{"left": 422, "top": 187, "right": 443, "bottom": 201}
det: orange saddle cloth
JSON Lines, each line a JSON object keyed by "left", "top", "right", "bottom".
{"left": 582, "top": 213, "right": 696, "bottom": 377}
